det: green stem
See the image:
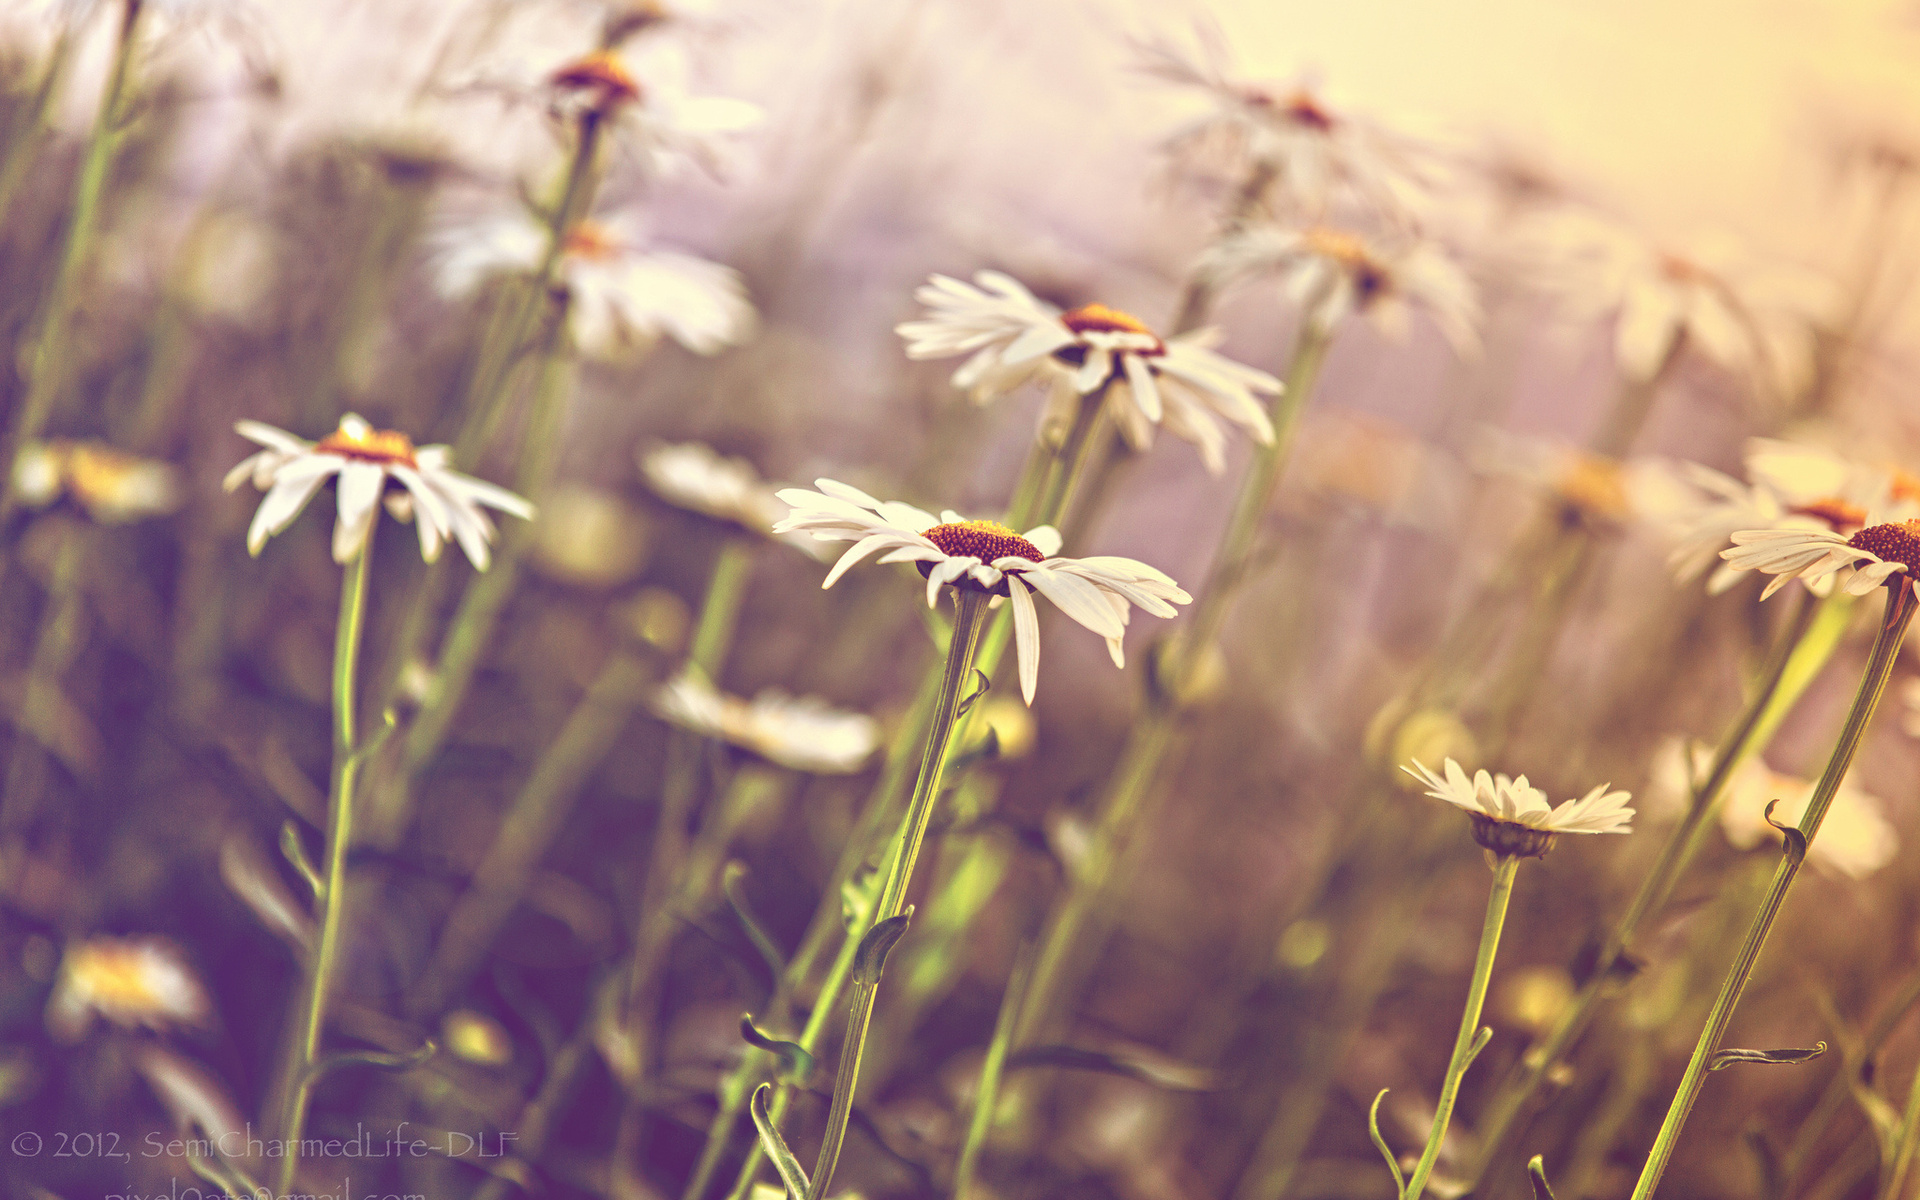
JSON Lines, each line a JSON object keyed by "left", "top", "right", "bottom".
{"left": 803, "top": 588, "right": 989, "bottom": 1200}
{"left": 274, "top": 532, "right": 376, "bottom": 1198}
{"left": 0, "top": 0, "right": 143, "bottom": 521}
{"left": 954, "top": 945, "right": 1033, "bottom": 1199}
{"left": 1463, "top": 589, "right": 1849, "bottom": 1185}
{"left": 1403, "top": 855, "right": 1519, "bottom": 1200}
{"left": 1629, "top": 580, "right": 1918, "bottom": 1200}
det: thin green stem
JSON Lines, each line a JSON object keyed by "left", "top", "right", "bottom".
{"left": 1630, "top": 580, "right": 1919, "bottom": 1200}
{"left": 803, "top": 588, "right": 989, "bottom": 1200}
{"left": 955, "top": 945, "right": 1033, "bottom": 1199}
{"left": 1403, "top": 855, "right": 1519, "bottom": 1200}
{"left": 1463, "top": 589, "right": 1849, "bottom": 1185}
{"left": 274, "top": 532, "right": 376, "bottom": 1198}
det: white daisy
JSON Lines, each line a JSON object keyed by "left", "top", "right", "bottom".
{"left": 1720, "top": 519, "right": 1920, "bottom": 600}
{"left": 223, "top": 414, "right": 534, "bottom": 568}
{"left": 1404, "top": 757, "right": 1633, "bottom": 858}
{"left": 638, "top": 441, "right": 786, "bottom": 532}
{"left": 1199, "top": 223, "right": 1480, "bottom": 353}
{"left": 1710, "top": 747, "right": 1897, "bottom": 880}
{"left": 544, "top": 48, "right": 762, "bottom": 178}
{"left": 652, "top": 669, "right": 879, "bottom": 775}
{"left": 1134, "top": 30, "right": 1433, "bottom": 222}
{"left": 895, "top": 271, "right": 1280, "bottom": 474}
{"left": 46, "top": 937, "right": 212, "bottom": 1042}
{"left": 772, "top": 480, "right": 1191, "bottom": 705}
{"left": 432, "top": 211, "right": 756, "bottom": 360}
{"left": 12, "top": 439, "right": 181, "bottom": 523}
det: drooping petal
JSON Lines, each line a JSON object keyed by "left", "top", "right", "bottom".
{"left": 1007, "top": 575, "right": 1041, "bottom": 706}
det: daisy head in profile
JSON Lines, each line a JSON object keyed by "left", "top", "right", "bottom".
{"left": 1720, "top": 516, "right": 1920, "bottom": 601}
{"left": 772, "top": 479, "right": 1191, "bottom": 704}
{"left": 1404, "top": 757, "right": 1633, "bottom": 859}
{"left": 896, "top": 271, "right": 1280, "bottom": 474}
{"left": 223, "top": 414, "right": 533, "bottom": 568}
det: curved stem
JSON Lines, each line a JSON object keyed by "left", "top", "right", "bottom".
{"left": 274, "top": 533, "right": 376, "bottom": 1197}
{"left": 1403, "top": 854, "right": 1519, "bottom": 1199}
{"left": 1629, "top": 580, "right": 1918, "bottom": 1199}
{"left": 804, "top": 588, "right": 989, "bottom": 1200}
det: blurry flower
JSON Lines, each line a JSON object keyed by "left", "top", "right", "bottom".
{"left": 1405, "top": 757, "right": 1633, "bottom": 858}
{"left": 442, "top": 1010, "right": 514, "bottom": 1066}
{"left": 1528, "top": 214, "right": 1832, "bottom": 388}
{"left": 652, "top": 669, "right": 879, "bottom": 773}
{"left": 1720, "top": 518, "right": 1920, "bottom": 600}
{"left": 1134, "top": 30, "right": 1433, "bottom": 220}
{"left": 223, "top": 414, "right": 533, "bottom": 567}
{"left": 639, "top": 441, "right": 787, "bottom": 531}
{"left": 433, "top": 211, "right": 755, "bottom": 360}
{"left": 1718, "top": 750, "right": 1896, "bottom": 879}
{"left": 897, "top": 271, "right": 1280, "bottom": 474}
{"left": 543, "top": 47, "right": 761, "bottom": 176}
{"left": 47, "top": 937, "right": 212, "bottom": 1041}
{"left": 964, "top": 693, "right": 1037, "bottom": 760}
{"left": 1494, "top": 965, "right": 1575, "bottom": 1035}
{"left": 529, "top": 485, "right": 651, "bottom": 586}
{"left": 1201, "top": 223, "right": 1479, "bottom": 352}
{"left": 774, "top": 480, "right": 1191, "bottom": 704}
{"left": 12, "top": 439, "right": 180, "bottom": 523}
{"left": 620, "top": 587, "right": 692, "bottom": 654}
{"left": 1472, "top": 432, "right": 1693, "bottom": 527}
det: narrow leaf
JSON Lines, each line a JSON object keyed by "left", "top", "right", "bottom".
{"left": 852, "top": 909, "right": 913, "bottom": 986}
{"left": 749, "top": 1082, "right": 811, "bottom": 1199}
{"left": 346, "top": 708, "right": 400, "bottom": 768}
{"left": 955, "top": 668, "right": 991, "bottom": 717}
{"left": 1708, "top": 1042, "right": 1827, "bottom": 1071}
{"left": 280, "top": 820, "right": 323, "bottom": 900}
{"left": 1762, "top": 798, "right": 1808, "bottom": 865}
{"left": 1463, "top": 1025, "right": 1494, "bottom": 1070}
{"left": 724, "top": 862, "right": 787, "bottom": 983}
{"left": 302, "top": 1038, "right": 436, "bottom": 1085}
{"left": 1526, "top": 1154, "right": 1558, "bottom": 1200}
{"left": 740, "top": 1014, "right": 815, "bottom": 1082}
{"left": 1368, "top": 1089, "right": 1405, "bottom": 1195}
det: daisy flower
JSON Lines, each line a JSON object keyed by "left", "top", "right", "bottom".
{"left": 12, "top": 439, "right": 181, "bottom": 523}
{"left": 772, "top": 480, "right": 1192, "bottom": 704}
{"left": 544, "top": 48, "right": 762, "bottom": 177}
{"left": 1720, "top": 518, "right": 1920, "bottom": 600}
{"left": 46, "top": 937, "right": 212, "bottom": 1042}
{"left": 1404, "top": 757, "right": 1633, "bottom": 858}
{"left": 638, "top": 441, "right": 787, "bottom": 532}
{"left": 652, "top": 668, "right": 880, "bottom": 774}
{"left": 432, "top": 211, "right": 756, "bottom": 360}
{"left": 1712, "top": 748, "right": 1897, "bottom": 880}
{"left": 896, "top": 271, "right": 1281, "bottom": 474}
{"left": 1199, "top": 223, "right": 1480, "bottom": 353}
{"left": 223, "top": 413, "right": 534, "bottom": 568}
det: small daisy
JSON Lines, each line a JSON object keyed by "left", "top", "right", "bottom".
{"left": 433, "top": 211, "right": 755, "bottom": 360}
{"left": 12, "top": 439, "right": 181, "bottom": 523}
{"left": 896, "top": 271, "right": 1281, "bottom": 474}
{"left": 223, "top": 414, "right": 534, "bottom": 568}
{"left": 773, "top": 480, "right": 1191, "bottom": 704}
{"left": 544, "top": 48, "right": 762, "bottom": 177}
{"left": 1199, "top": 223, "right": 1480, "bottom": 353}
{"left": 652, "top": 669, "right": 880, "bottom": 774}
{"left": 46, "top": 937, "right": 212, "bottom": 1042}
{"left": 1404, "top": 757, "right": 1633, "bottom": 858}
{"left": 1720, "top": 517, "right": 1920, "bottom": 600}
{"left": 638, "top": 441, "right": 789, "bottom": 531}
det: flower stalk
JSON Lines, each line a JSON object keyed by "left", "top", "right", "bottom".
{"left": 1629, "top": 578, "right": 1919, "bottom": 1199}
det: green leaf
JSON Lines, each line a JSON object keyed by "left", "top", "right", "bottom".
{"left": 280, "top": 820, "right": 323, "bottom": 900}
{"left": 1762, "top": 799, "right": 1808, "bottom": 865}
{"left": 1526, "top": 1154, "right": 1558, "bottom": 1200}
{"left": 302, "top": 1038, "right": 436, "bottom": 1086}
{"left": 852, "top": 909, "right": 914, "bottom": 986}
{"left": 739, "top": 1014, "right": 815, "bottom": 1083}
{"left": 1463, "top": 1025, "right": 1494, "bottom": 1070}
{"left": 955, "top": 668, "right": 991, "bottom": 717}
{"left": 723, "top": 862, "right": 787, "bottom": 983}
{"left": 345, "top": 707, "right": 400, "bottom": 768}
{"left": 749, "top": 1083, "right": 811, "bottom": 1200}
{"left": 1708, "top": 1042, "right": 1826, "bottom": 1071}
{"left": 1367, "top": 1089, "right": 1405, "bottom": 1195}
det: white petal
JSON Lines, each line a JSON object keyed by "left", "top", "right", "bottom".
{"left": 1007, "top": 575, "right": 1040, "bottom": 706}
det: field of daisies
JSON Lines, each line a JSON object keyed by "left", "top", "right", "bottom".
{"left": 8, "top": 2, "right": 1920, "bottom": 1199}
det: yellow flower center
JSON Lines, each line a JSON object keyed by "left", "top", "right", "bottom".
{"left": 69, "top": 946, "right": 170, "bottom": 1014}
{"left": 1061, "top": 303, "right": 1162, "bottom": 344}
{"left": 549, "top": 51, "right": 643, "bottom": 109}
{"left": 923, "top": 520, "right": 1043, "bottom": 564}
{"left": 64, "top": 444, "right": 143, "bottom": 503}
{"left": 1848, "top": 520, "right": 1920, "bottom": 572}
{"left": 317, "top": 424, "right": 419, "bottom": 468}
{"left": 1303, "top": 227, "right": 1391, "bottom": 299}
{"left": 1557, "top": 455, "right": 1629, "bottom": 520}
{"left": 561, "top": 220, "right": 622, "bottom": 261}
{"left": 1790, "top": 497, "right": 1867, "bottom": 532}
{"left": 1889, "top": 467, "right": 1920, "bottom": 506}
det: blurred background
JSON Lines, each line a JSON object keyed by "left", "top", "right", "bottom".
{"left": 3, "top": 1, "right": 1920, "bottom": 1199}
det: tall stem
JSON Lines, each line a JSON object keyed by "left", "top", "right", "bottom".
{"left": 1403, "top": 855, "right": 1519, "bottom": 1200}
{"left": 803, "top": 588, "right": 990, "bottom": 1200}
{"left": 1629, "top": 580, "right": 1918, "bottom": 1199}
{"left": 274, "top": 532, "right": 376, "bottom": 1197}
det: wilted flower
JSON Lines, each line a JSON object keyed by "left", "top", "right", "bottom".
{"left": 652, "top": 669, "right": 879, "bottom": 774}
{"left": 12, "top": 439, "right": 181, "bottom": 523}
{"left": 1201, "top": 223, "right": 1479, "bottom": 353}
{"left": 774, "top": 480, "right": 1191, "bottom": 704}
{"left": 47, "top": 938, "right": 212, "bottom": 1041}
{"left": 896, "top": 271, "right": 1280, "bottom": 474}
{"left": 432, "top": 211, "right": 755, "bottom": 360}
{"left": 1405, "top": 757, "right": 1633, "bottom": 858}
{"left": 223, "top": 414, "right": 533, "bottom": 567}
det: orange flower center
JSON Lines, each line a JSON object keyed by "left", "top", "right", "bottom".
{"left": 549, "top": 51, "right": 642, "bottom": 109}
{"left": 561, "top": 220, "right": 623, "bottom": 261}
{"left": 1848, "top": 520, "right": 1920, "bottom": 572}
{"left": 317, "top": 425, "right": 419, "bottom": 468}
{"left": 1557, "top": 455, "right": 1629, "bottom": 520}
{"left": 923, "top": 520, "right": 1043, "bottom": 564}
{"left": 1658, "top": 253, "right": 1707, "bottom": 284}
{"left": 69, "top": 946, "right": 170, "bottom": 1012}
{"left": 1061, "top": 302, "right": 1161, "bottom": 342}
{"left": 1790, "top": 497, "right": 1867, "bottom": 532}
{"left": 1888, "top": 467, "right": 1920, "bottom": 506}
{"left": 1303, "top": 226, "right": 1391, "bottom": 299}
